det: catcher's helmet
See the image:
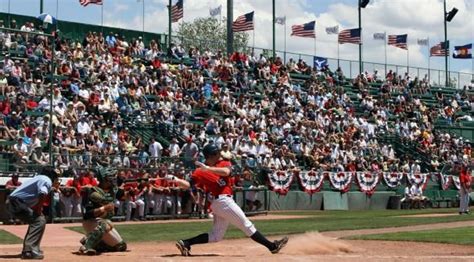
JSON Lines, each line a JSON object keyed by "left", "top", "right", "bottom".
{"left": 202, "top": 143, "right": 220, "bottom": 158}
{"left": 95, "top": 167, "right": 117, "bottom": 186}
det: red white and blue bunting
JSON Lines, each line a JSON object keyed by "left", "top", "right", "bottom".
{"left": 407, "top": 173, "right": 429, "bottom": 190}
{"left": 382, "top": 172, "right": 404, "bottom": 188}
{"left": 296, "top": 170, "right": 325, "bottom": 195}
{"left": 266, "top": 170, "right": 455, "bottom": 195}
{"left": 267, "top": 170, "right": 294, "bottom": 195}
{"left": 356, "top": 172, "right": 380, "bottom": 196}
{"left": 452, "top": 176, "right": 461, "bottom": 190}
{"left": 328, "top": 172, "right": 352, "bottom": 193}
{"left": 438, "top": 173, "right": 451, "bottom": 190}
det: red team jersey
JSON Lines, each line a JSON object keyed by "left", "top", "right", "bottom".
{"left": 191, "top": 160, "right": 233, "bottom": 197}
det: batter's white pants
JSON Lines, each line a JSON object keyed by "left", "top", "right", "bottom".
{"left": 208, "top": 195, "right": 257, "bottom": 242}
{"left": 459, "top": 187, "right": 470, "bottom": 212}
{"left": 125, "top": 199, "right": 145, "bottom": 220}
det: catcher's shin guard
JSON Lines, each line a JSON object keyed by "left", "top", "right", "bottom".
{"left": 82, "top": 220, "right": 108, "bottom": 250}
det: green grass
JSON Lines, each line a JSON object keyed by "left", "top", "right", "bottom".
{"left": 0, "top": 229, "right": 22, "bottom": 244}
{"left": 346, "top": 227, "right": 474, "bottom": 245}
{"left": 67, "top": 209, "right": 474, "bottom": 243}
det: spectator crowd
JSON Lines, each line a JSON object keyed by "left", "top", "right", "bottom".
{"left": 0, "top": 19, "right": 473, "bottom": 219}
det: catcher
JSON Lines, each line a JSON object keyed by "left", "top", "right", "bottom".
{"left": 78, "top": 167, "right": 127, "bottom": 255}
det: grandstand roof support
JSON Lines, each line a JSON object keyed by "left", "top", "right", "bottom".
{"left": 272, "top": 0, "right": 275, "bottom": 59}
{"left": 227, "top": 0, "right": 233, "bottom": 55}
{"left": 49, "top": 39, "right": 55, "bottom": 167}
{"left": 168, "top": 0, "right": 172, "bottom": 51}
{"left": 358, "top": 0, "right": 367, "bottom": 76}
{"left": 444, "top": 0, "right": 449, "bottom": 87}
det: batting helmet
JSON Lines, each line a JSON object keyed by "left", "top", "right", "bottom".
{"left": 202, "top": 143, "right": 220, "bottom": 158}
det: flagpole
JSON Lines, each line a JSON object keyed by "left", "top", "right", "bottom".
{"left": 337, "top": 38, "right": 340, "bottom": 68}
{"left": 142, "top": 0, "right": 145, "bottom": 39}
{"left": 427, "top": 37, "right": 430, "bottom": 81}
{"left": 384, "top": 31, "right": 387, "bottom": 76}
{"left": 471, "top": 56, "right": 474, "bottom": 82}
{"left": 314, "top": 37, "right": 316, "bottom": 58}
{"left": 407, "top": 48, "right": 409, "bottom": 75}
{"left": 101, "top": 2, "right": 104, "bottom": 33}
{"left": 253, "top": 29, "right": 255, "bottom": 53}
{"left": 284, "top": 20, "right": 287, "bottom": 63}
{"left": 56, "top": 0, "right": 59, "bottom": 19}
{"left": 8, "top": 0, "right": 11, "bottom": 26}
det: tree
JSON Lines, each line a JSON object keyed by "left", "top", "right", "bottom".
{"left": 176, "top": 17, "right": 249, "bottom": 54}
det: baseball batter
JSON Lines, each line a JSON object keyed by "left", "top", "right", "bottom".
{"left": 171, "top": 144, "right": 288, "bottom": 256}
{"left": 78, "top": 167, "right": 127, "bottom": 255}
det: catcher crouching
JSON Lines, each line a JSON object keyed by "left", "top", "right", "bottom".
{"left": 78, "top": 167, "right": 127, "bottom": 255}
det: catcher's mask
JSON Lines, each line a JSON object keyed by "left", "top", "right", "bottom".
{"left": 95, "top": 167, "right": 118, "bottom": 189}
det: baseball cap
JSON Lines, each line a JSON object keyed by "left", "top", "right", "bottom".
{"left": 203, "top": 143, "right": 220, "bottom": 158}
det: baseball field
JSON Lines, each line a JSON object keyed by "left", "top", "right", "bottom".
{"left": 1, "top": 209, "right": 474, "bottom": 261}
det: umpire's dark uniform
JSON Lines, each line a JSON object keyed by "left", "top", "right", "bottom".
{"left": 6, "top": 168, "right": 58, "bottom": 260}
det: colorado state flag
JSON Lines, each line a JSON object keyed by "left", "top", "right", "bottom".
{"left": 453, "top": 44, "right": 472, "bottom": 59}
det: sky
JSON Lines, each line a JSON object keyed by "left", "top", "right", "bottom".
{"left": 2, "top": 0, "right": 473, "bottom": 84}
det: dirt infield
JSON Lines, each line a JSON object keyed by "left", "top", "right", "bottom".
{"left": 2, "top": 233, "right": 474, "bottom": 262}
{"left": 1, "top": 215, "right": 474, "bottom": 261}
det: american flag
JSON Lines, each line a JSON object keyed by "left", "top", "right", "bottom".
{"left": 209, "top": 5, "right": 222, "bottom": 17}
{"left": 275, "top": 16, "right": 286, "bottom": 25}
{"left": 325, "top": 25, "right": 339, "bottom": 35}
{"left": 79, "top": 0, "right": 103, "bottom": 6}
{"left": 417, "top": 38, "right": 429, "bottom": 46}
{"left": 430, "top": 42, "right": 449, "bottom": 57}
{"left": 291, "top": 21, "right": 316, "bottom": 38}
{"left": 373, "top": 32, "right": 386, "bottom": 40}
{"left": 232, "top": 11, "right": 254, "bottom": 32}
{"left": 388, "top": 34, "right": 408, "bottom": 50}
{"left": 171, "top": 0, "right": 183, "bottom": 23}
{"left": 338, "top": 28, "right": 361, "bottom": 44}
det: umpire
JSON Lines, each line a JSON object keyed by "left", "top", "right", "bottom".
{"left": 6, "top": 166, "right": 59, "bottom": 260}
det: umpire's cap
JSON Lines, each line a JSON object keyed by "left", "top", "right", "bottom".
{"left": 39, "top": 166, "right": 60, "bottom": 182}
{"left": 203, "top": 143, "right": 220, "bottom": 158}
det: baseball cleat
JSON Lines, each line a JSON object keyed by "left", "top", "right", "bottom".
{"left": 176, "top": 240, "right": 191, "bottom": 256}
{"left": 79, "top": 246, "right": 97, "bottom": 256}
{"left": 271, "top": 236, "right": 289, "bottom": 254}
{"left": 21, "top": 251, "right": 44, "bottom": 260}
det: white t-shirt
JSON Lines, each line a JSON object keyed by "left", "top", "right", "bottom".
{"left": 77, "top": 121, "right": 91, "bottom": 135}
{"left": 169, "top": 143, "right": 180, "bottom": 157}
{"left": 149, "top": 141, "right": 163, "bottom": 158}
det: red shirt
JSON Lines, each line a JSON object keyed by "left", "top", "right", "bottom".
{"left": 6, "top": 179, "right": 21, "bottom": 190}
{"left": 191, "top": 160, "right": 233, "bottom": 196}
{"left": 66, "top": 178, "right": 83, "bottom": 195}
{"left": 26, "top": 99, "right": 38, "bottom": 110}
{"left": 152, "top": 59, "right": 161, "bottom": 69}
{"left": 24, "top": 126, "right": 35, "bottom": 138}
{"left": 83, "top": 176, "right": 98, "bottom": 186}
{"left": 460, "top": 167, "right": 472, "bottom": 187}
